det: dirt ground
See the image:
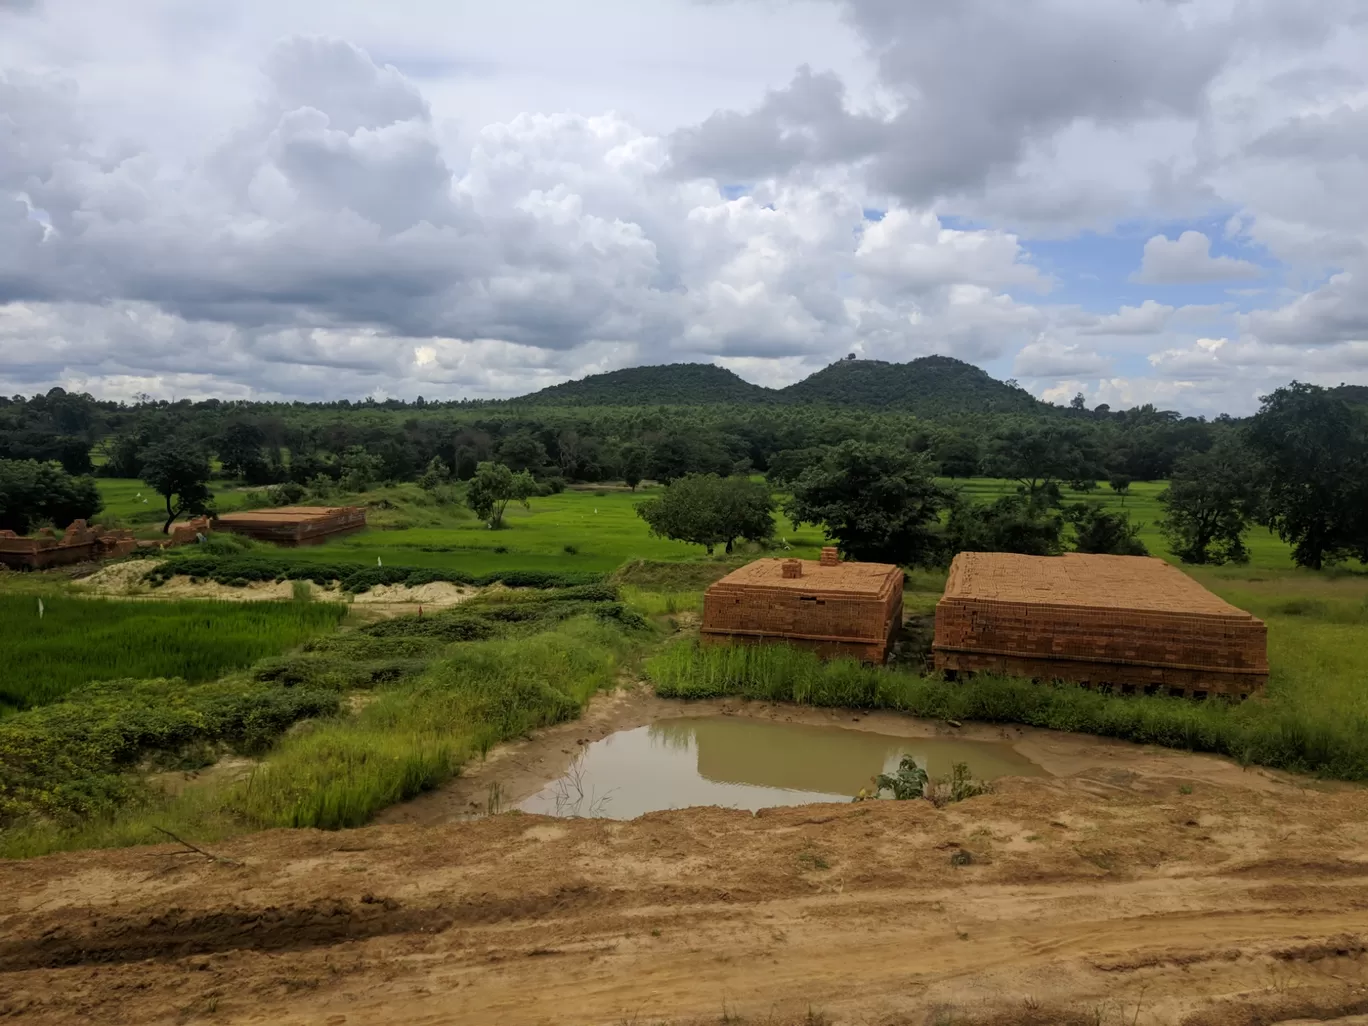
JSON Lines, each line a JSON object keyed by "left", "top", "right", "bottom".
{"left": 4, "top": 701, "right": 1368, "bottom": 1026}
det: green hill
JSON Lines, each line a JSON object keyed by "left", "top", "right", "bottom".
{"left": 1331, "top": 384, "right": 1368, "bottom": 406}
{"left": 510, "top": 354, "right": 1042, "bottom": 413}
{"left": 513, "top": 363, "right": 771, "bottom": 406}
{"left": 776, "top": 355, "right": 1041, "bottom": 413}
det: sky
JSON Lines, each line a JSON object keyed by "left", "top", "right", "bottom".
{"left": 1, "top": 0, "right": 1366, "bottom": 416}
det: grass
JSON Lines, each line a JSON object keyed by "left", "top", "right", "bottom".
{"left": 0, "top": 595, "right": 346, "bottom": 711}
{"left": 0, "top": 587, "right": 654, "bottom": 856}
{"left": 645, "top": 607, "right": 1368, "bottom": 781}
{"left": 94, "top": 478, "right": 256, "bottom": 536}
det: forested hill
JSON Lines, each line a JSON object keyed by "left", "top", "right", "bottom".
{"left": 1332, "top": 384, "right": 1368, "bottom": 406}
{"left": 514, "top": 355, "right": 1043, "bottom": 413}
{"left": 774, "top": 356, "right": 1040, "bottom": 413}
{"left": 514, "top": 363, "right": 770, "bottom": 406}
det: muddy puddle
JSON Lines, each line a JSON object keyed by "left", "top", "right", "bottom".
{"left": 516, "top": 716, "right": 1047, "bottom": 818}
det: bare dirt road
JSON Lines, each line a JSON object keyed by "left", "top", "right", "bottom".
{"left": 3, "top": 767, "right": 1368, "bottom": 1026}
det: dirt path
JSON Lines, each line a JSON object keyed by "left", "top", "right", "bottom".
{"left": 4, "top": 773, "right": 1368, "bottom": 1025}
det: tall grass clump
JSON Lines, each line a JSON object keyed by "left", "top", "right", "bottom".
{"left": 230, "top": 616, "right": 643, "bottom": 829}
{"left": 0, "top": 595, "right": 346, "bottom": 710}
{"left": 646, "top": 640, "right": 1368, "bottom": 781}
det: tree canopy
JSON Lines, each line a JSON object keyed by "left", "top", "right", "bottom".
{"left": 140, "top": 442, "right": 214, "bottom": 533}
{"left": 465, "top": 461, "right": 537, "bottom": 529}
{"left": 635, "top": 474, "right": 775, "bottom": 555}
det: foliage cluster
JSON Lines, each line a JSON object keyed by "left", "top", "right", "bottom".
{"left": 0, "top": 459, "right": 103, "bottom": 534}
{"left": 635, "top": 473, "right": 776, "bottom": 554}
{"left": 0, "top": 594, "right": 345, "bottom": 711}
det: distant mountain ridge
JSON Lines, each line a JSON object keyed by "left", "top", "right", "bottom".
{"left": 511, "top": 355, "right": 1042, "bottom": 413}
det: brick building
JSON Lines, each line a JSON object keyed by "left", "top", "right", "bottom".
{"left": 213, "top": 506, "right": 367, "bottom": 546}
{"left": 701, "top": 548, "right": 904, "bottom": 663}
{"left": 933, "top": 551, "right": 1268, "bottom": 698}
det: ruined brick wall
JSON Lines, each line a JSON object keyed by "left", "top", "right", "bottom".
{"left": 933, "top": 552, "right": 1268, "bottom": 698}
{"left": 702, "top": 557, "right": 903, "bottom": 663}
{"left": 0, "top": 520, "right": 141, "bottom": 569}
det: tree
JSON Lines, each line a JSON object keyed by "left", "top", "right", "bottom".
{"left": 1066, "top": 504, "right": 1148, "bottom": 556}
{"left": 1245, "top": 383, "right": 1368, "bottom": 569}
{"left": 496, "top": 432, "right": 549, "bottom": 476}
{"left": 1108, "top": 473, "right": 1132, "bottom": 505}
{"left": 215, "top": 421, "right": 268, "bottom": 481}
{"left": 465, "top": 461, "right": 536, "bottom": 529}
{"left": 986, "top": 425, "right": 1100, "bottom": 503}
{"left": 941, "top": 494, "right": 1063, "bottom": 561}
{"left": 636, "top": 474, "right": 775, "bottom": 555}
{"left": 417, "top": 457, "right": 451, "bottom": 491}
{"left": 1157, "top": 441, "right": 1254, "bottom": 565}
{"left": 0, "top": 459, "right": 104, "bottom": 534}
{"left": 784, "top": 441, "right": 950, "bottom": 567}
{"left": 930, "top": 432, "right": 981, "bottom": 479}
{"left": 619, "top": 442, "right": 648, "bottom": 491}
{"left": 338, "top": 445, "right": 384, "bottom": 493}
{"left": 140, "top": 443, "right": 214, "bottom": 533}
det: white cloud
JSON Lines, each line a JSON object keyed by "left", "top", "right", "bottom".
{"left": 1076, "top": 299, "right": 1174, "bottom": 335}
{"left": 1131, "top": 231, "right": 1263, "bottom": 284}
{"left": 1013, "top": 338, "right": 1110, "bottom": 377}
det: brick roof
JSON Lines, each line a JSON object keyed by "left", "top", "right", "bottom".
{"left": 710, "top": 557, "right": 902, "bottom": 598}
{"left": 943, "top": 552, "right": 1250, "bottom": 619}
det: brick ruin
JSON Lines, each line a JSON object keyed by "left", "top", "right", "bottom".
{"left": 0, "top": 520, "right": 140, "bottom": 570}
{"left": 702, "top": 547, "right": 904, "bottom": 663}
{"left": 932, "top": 551, "right": 1269, "bottom": 699}
{"left": 213, "top": 506, "right": 367, "bottom": 546}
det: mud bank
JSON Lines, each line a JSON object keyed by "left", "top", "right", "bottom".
{"left": 376, "top": 684, "right": 1326, "bottom": 826}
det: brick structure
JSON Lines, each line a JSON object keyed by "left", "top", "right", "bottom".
{"left": 0, "top": 520, "right": 139, "bottom": 570}
{"left": 702, "top": 548, "right": 904, "bottom": 663}
{"left": 933, "top": 552, "right": 1268, "bottom": 699}
{"left": 213, "top": 506, "right": 367, "bottom": 546}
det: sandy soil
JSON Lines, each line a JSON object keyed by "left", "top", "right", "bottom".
{"left": 72, "top": 560, "right": 474, "bottom": 609}
{"left": 4, "top": 696, "right": 1367, "bottom": 1026}
{"left": 2, "top": 776, "right": 1367, "bottom": 1026}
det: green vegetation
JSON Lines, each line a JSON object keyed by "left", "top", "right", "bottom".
{"left": 0, "top": 595, "right": 345, "bottom": 711}
{"left": 465, "top": 460, "right": 537, "bottom": 528}
{"left": 0, "top": 458, "right": 103, "bottom": 533}
{"left": 139, "top": 440, "right": 214, "bottom": 533}
{"left": 0, "top": 586, "right": 654, "bottom": 856}
{"left": 636, "top": 473, "right": 776, "bottom": 554}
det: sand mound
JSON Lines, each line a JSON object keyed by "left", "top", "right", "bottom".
{"left": 72, "top": 559, "right": 473, "bottom": 606}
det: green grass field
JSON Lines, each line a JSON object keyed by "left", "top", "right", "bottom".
{"left": 95, "top": 478, "right": 258, "bottom": 536}
{"left": 0, "top": 595, "right": 346, "bottom": 712}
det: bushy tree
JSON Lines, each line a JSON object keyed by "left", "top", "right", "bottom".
{"left": 466, "top": 461, "right": 537, "bottom": 529}
{"left": 784, "top": 441, "right": 949, "bottom": 566}
{"left": 1157, "top": 440, "right": 1254, "bottom": 565}
{"left": 635, "top": 474, "right": 775, "bottom": 555}
{"left": 496, "top": 432, "right": 550, "bottom": 476}
{"left": 941, "top": 494, "right": 1063, "bottom": 561}
{"left": 986, "top": 425, "right": 1101, "bottom": 502}
{"left": 1245, "top": 382, "right": 1368, "bottom": 569}
{"left": 338, "top": 445, "right": 384, "bottom": 493}
{"left": 417, "top": 456, "right": 451, "bottom": 492}
{"left": 140, "top": 442, "right": 214, "bottom": 533}
{"left": 1107, "top": 473, "right": 1132, "bottom": 505}
{"left": 1066, "top": 503, "right": 1148, "bottom": 556}
{"left": 215, "top": 421, "right": 268, "bottom": 481}
{"left": 0, "top": 459, "right": 104, "bottom": 534}
{"left": 618, "top": 442, "right": 648, "bottom": 491}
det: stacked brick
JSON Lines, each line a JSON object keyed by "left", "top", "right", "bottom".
{"left": 0, "top": 520, "right": 139, "bottom": 570}
{"left": 213, "top": 506, "right": 367, "bottom": 546}
{"left": 933, "top": 552, "right": 1268, "bottom": 698}
{"left": 702, "top": 551, "right": 904, "bottom": 663}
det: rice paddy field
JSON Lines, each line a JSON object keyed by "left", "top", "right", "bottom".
{"left": 0, "top": 595, "right": 346, "bottom": 713}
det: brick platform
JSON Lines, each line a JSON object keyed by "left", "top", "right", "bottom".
{"left": 933, "top": 552, "right": 1268, "bottom": 698}
{"left": 702, "top": 549, "right": 904, "bottom": 663}
{"left": 0, "top": 520, "right": 139, "bottom": 570}
{"left": 213, "top": 506, "right": 367, "bottom": 546}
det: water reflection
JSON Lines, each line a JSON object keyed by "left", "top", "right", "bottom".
{"left": 517, "top": 716, "right": 1045, "bottom": 819}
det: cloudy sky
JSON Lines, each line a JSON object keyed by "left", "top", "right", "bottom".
{"left": 2, "top": 0, "right": 1366, "bottom": 414}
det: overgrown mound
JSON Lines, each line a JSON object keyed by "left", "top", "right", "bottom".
{"left": 142, "top": 552, "right": 603, "bottom": 593}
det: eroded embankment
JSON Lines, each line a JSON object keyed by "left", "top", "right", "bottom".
{"left": 3, "top": 775, "right": 1368, "bottom": 1026}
